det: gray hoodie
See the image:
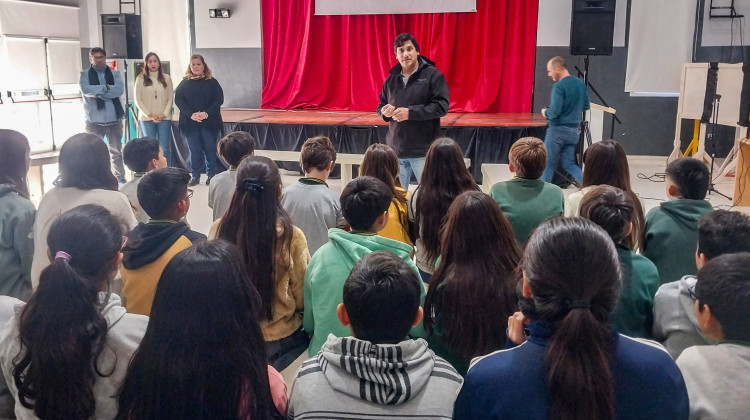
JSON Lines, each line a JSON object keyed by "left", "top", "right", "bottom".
{"left": 0, "top": 185, "right": 35, "bottom": 301}
{"left": 288, "top": 335, "right": 462, "bottom": 419}
{"left": 653, "top": 275, "right": 716, "bottom": 359}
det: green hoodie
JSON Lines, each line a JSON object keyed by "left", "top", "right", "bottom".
{"left": 643, "top": 199, "right": 714, "bottom": 285}
{"left": 303, "top": 228, "right": 426, "bottom": 356}
{"left": 0, "top": 185, "right": 35, "bottom": 301}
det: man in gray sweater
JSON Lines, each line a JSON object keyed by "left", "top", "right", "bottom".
{"left": 288, "top": 251, "right": 462, "bottom": 419}
{"left": 677, "top": 253, "right": 750, "bottom": 419}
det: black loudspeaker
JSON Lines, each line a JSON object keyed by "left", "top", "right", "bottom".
{"left": 101, "top": 14, "right": 143, "bottom": 59}
{"left": 570, "top": 0, "right": 616, "bottom": 56}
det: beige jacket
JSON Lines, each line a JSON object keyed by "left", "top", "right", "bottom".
{"left": 210, "top": 220, "right": 310, "bottom": 341}
{"left": 134, "top": 71, "right": 174, "bottom": 121}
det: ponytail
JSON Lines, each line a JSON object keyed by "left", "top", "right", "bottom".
{"left": 546, "top": 307, "right": 615, "bottom": 420}
{"left": 12, "top": 204, "right": 123, "bottom": 420}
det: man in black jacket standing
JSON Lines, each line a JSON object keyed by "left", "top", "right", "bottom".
{"left": 377, "top": 33, "right": 450, "bottom": 187}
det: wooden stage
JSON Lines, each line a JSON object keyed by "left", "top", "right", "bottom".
{"left": 219, "top": 108, "right": 548, "bottom": 128}
{"left": 213, "top": 108, "right": 548, "bottom": 182}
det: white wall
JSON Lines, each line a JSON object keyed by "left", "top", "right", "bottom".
{"left": 536, "top": 0, "right": 627, "bottom": 47}
{"left": 702, "top": 0, "right": 750, "bottom": 46}
{"left": 194, "top": 0, "right": 261, "bottom": 49}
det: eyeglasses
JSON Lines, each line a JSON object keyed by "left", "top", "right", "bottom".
{"left": 91, "top": 54, "right": 106, "bottom": 60}
{"left": 687, "top": 284, "right": 698, "bottom": 301}
{"left": 185, "top": 189, "right": 194, "bottom": 200}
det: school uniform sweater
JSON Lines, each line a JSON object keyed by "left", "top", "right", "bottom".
{"left": 281, "top": 178, "right": 346, "bottom": 255}
{"left": 119, "top": 173, "right": 147, "bottom": 223}
{"left": 454, "top": 320, "right": 689, "bottom": 420}
{"left": 643, "top": 199, "right": 714, "bottom": 285}
{"left": 653, "top": 275, "right": 716, "bottom": 359}
{"left": 207, "top": 168, "right": 236, "bottom": 221}
{"left": 489, "top": 178, "right": 564, "bottom": 246}
{"left": 120, "top": 221, "right": 206, "bottom": 315}
{"left": 613, "top": 244, "right": 660, "bottom": 338}
{"left": 289, "top": 336, "right": 463, "bottom": 420}
{"left": 677, "top": 342, "right": 750, "bottom": 420}
{"left": 210, "top": 220, "right": 310, "bottom": 341}
{"left": 303, "top": 229, "right": 427, "bottom": 356}
{"left": 0, "top": 186, "right": 35, "bottom": 301}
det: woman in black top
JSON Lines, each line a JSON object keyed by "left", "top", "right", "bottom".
{"left": 174, "top": 54, "right": 224, "bottom": 186}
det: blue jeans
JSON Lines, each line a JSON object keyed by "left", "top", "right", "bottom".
{"left": 140, "top": 120, "right": 173, "bottom": 166}
{"left": 398, "top": 157, "right": 426, "bottom": 187}
{"left": 185, "top": 126, "right": 220, "bottom": 179}
{"left": 541, "top": 125, "right": 582, "bottom": 184}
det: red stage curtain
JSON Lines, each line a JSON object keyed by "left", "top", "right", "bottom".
{"left": 260, "top": 0, "right": 538, "bottom": 113}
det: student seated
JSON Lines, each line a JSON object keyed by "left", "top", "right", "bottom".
{"left": 359, "top": 143, "right": 412, "bottom": 246}
{"left": 644, "top": 157, "right": 713, "bottom": 285}
{"left": 454, "top": 217, "right": 689, "bottom": 420}
{"left": 0, "top": 204, "right": 148, "bottom": 419}
{"left": 653, "top": 210, "right": 750, "bottom": 358}
{"left": 289, "top": 251, "right": 462, "bottom": 419}
{"left": 120, "top": 167, "right": 206, "bottom": 316}
{"left": 209, "top": 131, "right": 255, "bottom": 220}
{"left": 0, "top": 129, "right": 35, "bottom": 300}
{"left": 424, "top": 191, "right": 522, "bottom": 375}
{"left": 676, "top": 252, "right": 750, "bottom": 420}
{"left": 579, "top": 185, "right": 659, "bottom": 338}
{"left": 304, "top": 176, "right": 426, "bottom": 356}
{"left": 117, "top": 240, "right": 288, "bottom": 419}
{"left": 211, "top": 156, "right": 310, "bottom": 371}
{"left": 31, "top": 134, "right": 137, "bottom": 287}
{"left": 281, "top": 135, "right": 346, "bottom": 255}
{"left": 564, "top": 140, "right": 645, "bottom": 251}
{"left": 489, "top": 137, "right": 563, "bottom": 246}
{"left": 408, "top": 138, "right": 479, "bottom": 281}
{"left": 120, "top": 136, "right": 167, "bottom": 223}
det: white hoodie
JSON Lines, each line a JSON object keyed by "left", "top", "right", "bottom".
{"left": 288, "top": 335, "right": 462, "bottom": 419}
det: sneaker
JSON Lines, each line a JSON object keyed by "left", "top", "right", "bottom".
{"left": 206, "top": 176, "right": 213, "bottom": 186}
{"left": 188, "top": 177, "right": 200, "bottom": 187}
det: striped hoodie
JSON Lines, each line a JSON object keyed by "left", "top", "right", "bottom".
{"left": 288, "top": 335, "right": 463, "bottom": 419}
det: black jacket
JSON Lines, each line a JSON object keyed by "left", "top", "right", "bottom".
{"left": 122, "top": 221, "right": 206, "bottom": 270}
{"left": 174, "top": 77, "right": 224, "bottom": 134}
{"left": 376, "top": 56, "right": 449, "bottom": 157}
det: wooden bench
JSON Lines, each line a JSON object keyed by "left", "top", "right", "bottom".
{"left": 480, "top": 163, "right": 512, "bottom": 193}
{"left": 254, "top": 149, "right": 471, "bottom": 187}
{"left": 28, "top": 151, "right": 60, "bottom": 200}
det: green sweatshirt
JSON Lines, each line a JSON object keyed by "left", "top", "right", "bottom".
{"left": 303, "top": 228, "right": 427, "bottom": 356}
{"left": 546, "top": 75, "right": 590, "bottom": 127}
{"left": 613, "top": 244, "right": 660, "bottom": 338}
{"left": 643, "top": 199, "right": 714, "bottom": 285}
{"left": 489, "top": 178, "right": 564, "bottom": 246}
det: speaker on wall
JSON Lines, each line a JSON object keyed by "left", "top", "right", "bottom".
{"left": 101, "top": 14, "right": 143, "bottom": 59}
{"left": 570, "top": 0, "right": 616, "bottom": 56}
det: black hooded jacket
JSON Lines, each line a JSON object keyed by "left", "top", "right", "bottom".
{"left": 122, "top": 221, "right": 206, "bottom": 270}
{"left": 376, "top": 56, "right": 450, "bottom": 158}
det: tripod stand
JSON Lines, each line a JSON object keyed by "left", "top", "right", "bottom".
{"left": 707, "top": 94, "right": 731, "bottom": 200}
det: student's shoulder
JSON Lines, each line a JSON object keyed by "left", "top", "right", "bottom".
{"left": 184, "top": 228, "right": 208, "bottom": 243}
{"left": 616, "top": 335, "right": 676, "bottom": 369}
{"left": 431, "top": 354, "right": 464, "bottom": 387}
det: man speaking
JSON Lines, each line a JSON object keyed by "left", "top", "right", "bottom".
{"left": 377, "top": 33, "right": 449, "bottom": 187}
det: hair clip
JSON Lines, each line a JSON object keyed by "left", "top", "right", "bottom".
{"left": 242, "top": 177, "right": 265, "bottom": 195}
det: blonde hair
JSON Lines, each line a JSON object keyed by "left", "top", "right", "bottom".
{"left": 509, "top": 137, "right": 547, "bottom": 179}
{"left": 184, "top": 54, "right": 213, "bottom": 80}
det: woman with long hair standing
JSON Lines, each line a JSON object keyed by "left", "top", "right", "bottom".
{"left": 116, "top": 240, "right": 287, "bottom": 419}
{"left": 0, "top": 204, "right": 148, "bottom": 420}
{"left": 424, "top": 191, "right": 522, "bottom": 375}
{"left": 134, "top": 52, "right": 174, "bottom": 166}
{"left": 454, "top": 217, "right": 689, "bottom": 420}
{"left": 174, "top": 54, "right": 224, "bottom": 186}
{"left": 408, "top": 138, "right": 478, "bottom": 281}
{"left": 30, "top": 133, "right": 137, "bottom": 287}
{"left": 210, "top": 156, "right": 310, "bottom": 371}
{"left": 0, "top": 130, "right": 35, "bottom": 300}
{"left": 564, "top": 140, "right": 645, "bottom": 250}
{"left": 359, "top": 143, "right": 411, "bottom": 245}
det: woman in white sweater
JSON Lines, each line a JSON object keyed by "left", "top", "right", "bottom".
{"left": 30, "top": 134, "right": 137, "bottom": 288}
{"left": 134, "top": 52, "right": 174, "bottom": 166}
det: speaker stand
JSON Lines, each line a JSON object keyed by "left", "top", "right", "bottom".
{"left": 707, "top": 94, "right": 732, "bottom": 200}
{"left": 123, "top": 59, "right": 133, "bottom": 143}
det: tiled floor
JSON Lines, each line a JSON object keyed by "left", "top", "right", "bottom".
{"left": 185, "top": 155, "right": 746, "bottom": 236}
